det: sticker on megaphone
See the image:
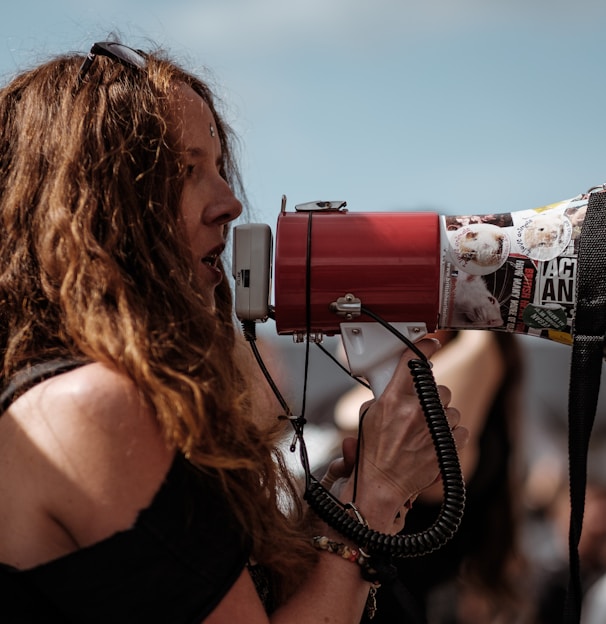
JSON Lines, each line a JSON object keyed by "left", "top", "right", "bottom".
{"left": 439, "top": 192, "right": 590, "bottom": 344}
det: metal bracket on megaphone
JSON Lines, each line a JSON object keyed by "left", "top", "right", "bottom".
{"left": 340, "top": 320, "right": 429, "bottom": 397}
{"left": 329, "top": 294, "right": 430, "bottom": 394}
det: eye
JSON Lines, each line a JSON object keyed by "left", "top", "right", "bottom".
{"left": 217, "top": 157, "right": 227, "bottom": 179}
{"left": 185, "top": 164, "right": 196, "bottom": 177}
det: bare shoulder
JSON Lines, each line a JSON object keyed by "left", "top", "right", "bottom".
{"left": 16, "top": 361, "right": 171, "bottom": 462}
{"left": 4, "top": 362, "right": 175, "bottom": 548}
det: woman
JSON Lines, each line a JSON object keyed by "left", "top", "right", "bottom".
{"left": 0, "top": 41, "right": 467, "bottom": 622}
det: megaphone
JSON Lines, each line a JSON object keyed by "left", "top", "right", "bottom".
{"left": 234, "top": 188, "right": 595, "bottom": 396}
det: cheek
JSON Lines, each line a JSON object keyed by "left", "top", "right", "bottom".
{"left": 178, "top": 197, "right": 198, "bottom": 245}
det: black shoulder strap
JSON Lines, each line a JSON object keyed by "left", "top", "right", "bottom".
{"left": 563, "top": 189, "right": 606, "bottom": 623}
{"left": 0, "top": 358, "right": 87, "bottom": 414}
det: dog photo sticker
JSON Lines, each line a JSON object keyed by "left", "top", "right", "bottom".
{"left": 447, "top": 223, "right": 511, "bottom": 276}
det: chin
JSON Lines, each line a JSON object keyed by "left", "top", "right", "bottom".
{"left": 191, "top": 276, "right": 217, "bottom": 310}
{"left": 202, "top": 288, "right": 217, "bottom": 311}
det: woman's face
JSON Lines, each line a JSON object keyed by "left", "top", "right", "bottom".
{"left": 172, "top": 83, "right": 242, "bottom": 305}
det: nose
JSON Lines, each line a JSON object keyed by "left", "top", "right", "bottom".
{"left": 205, "top": 177, "right": 243, "bottom": 227}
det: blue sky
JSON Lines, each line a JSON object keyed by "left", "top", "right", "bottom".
{"left": 3, "top": 0, "right": 606, "bottom": 228}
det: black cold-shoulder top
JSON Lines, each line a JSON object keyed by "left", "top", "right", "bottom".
{"left": 0, "top": 361, "right": 251, "bottom": 623}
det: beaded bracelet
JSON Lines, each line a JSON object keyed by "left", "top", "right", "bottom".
{"left": 312, "top": 535, "right": 369, "bottom": 566}
{"left": 312, "top": 536, "right": 379, "bottom": 619}
{"left": 311, "top": 535, "right": 380, "bottom": 582}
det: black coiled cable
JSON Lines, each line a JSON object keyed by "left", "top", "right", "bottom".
{"left": 303, "top": 355, "right": 466, "bottom": 559}
{"left": 244, "top": 314, "right": 466, "bottom": 564}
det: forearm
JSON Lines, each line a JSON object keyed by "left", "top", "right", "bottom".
{"left": 271, "top": 482, "right": 408, "bottom": 624}
{"left": 270, "top": 539, "right": 373, "bottom": 624}
{"left": 272, "top": 338, "right": 464, "bottom": 623}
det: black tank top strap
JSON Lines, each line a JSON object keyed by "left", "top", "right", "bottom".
{"left": 0, "top": 358, "right": 88, "bottom": 414}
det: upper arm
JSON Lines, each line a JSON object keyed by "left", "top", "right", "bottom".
{"left": 420, "top": 330, "right": 505, "bottom": 502}
{"left": 431, "top": 331, "right": 505, "bottom": 451}
{"left": 15, "top": 362, "right": 175, "bottom": 547}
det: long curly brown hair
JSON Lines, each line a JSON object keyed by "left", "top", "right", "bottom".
{"left": 0, "top": 44, "right": 315, "bottom": 604}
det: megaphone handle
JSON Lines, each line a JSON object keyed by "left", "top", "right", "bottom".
{"left": 340, "top": 322, "right": 428, "bottom": 396}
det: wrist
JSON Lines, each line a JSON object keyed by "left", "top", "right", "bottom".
{"left": 337, "top": 476, "right": 413, "bottom": 534}
{"left": 311, "top": 535, "right": 380, "bottom": 620}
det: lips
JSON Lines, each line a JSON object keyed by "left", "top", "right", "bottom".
{"left": 200, "top": 244, "right": 225, "bottom": 284}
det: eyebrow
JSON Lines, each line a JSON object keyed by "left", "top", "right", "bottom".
{"left": 184, "top": 146, "right": 224, "bottom": 168}
{"left": 184, "top": 147, "right": 207, "bottom": 158}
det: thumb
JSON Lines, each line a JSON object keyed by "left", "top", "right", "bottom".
{"left": 320, "top": 437, "right": 359, "bottom": 489}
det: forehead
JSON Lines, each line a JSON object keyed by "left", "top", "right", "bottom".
{"left": 170, "top": 82, "right": 218, "bottom": 148}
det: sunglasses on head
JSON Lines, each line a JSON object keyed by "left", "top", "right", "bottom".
{"left": 78, "top": 41, "right": 147, "bottom": 85}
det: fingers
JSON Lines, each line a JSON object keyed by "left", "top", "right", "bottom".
{"left": 320, "top": 457, "right": 346, "bottom": 491}
{"left": 451, "top": 424, "right": 470, "bottom": 449}
{"left": 444, "top": 405, "right": 461, "bottom": 431}
{"left": 320, "top": 437, "right": 358, "bottom": 490}
{"left": 439, "top": 387, "right": 464, "bottom": 439}
{"left": 437, "top": 384, "right": 452, "bottom": 408}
